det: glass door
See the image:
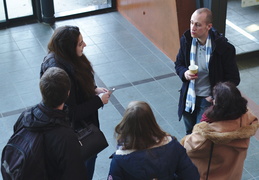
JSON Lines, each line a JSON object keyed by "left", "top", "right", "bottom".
{"left": 6, "top": 0, "right": 33, "bottom": 19}
{"left": 0, "top": 0, "right": 34, "bottom": 26}
{"left": 0, "top": 0, "right": 6, "bottom": 23}
{"left": 54, "top": 0, "right": 113, "bottom": 17}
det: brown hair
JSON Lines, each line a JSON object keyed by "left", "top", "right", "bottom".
{"left": 205, "top": 82, "right": 247, "bottom": 121}
{"left": 115, "top": 101, "right": 169, "bottom": 150}
{"left": 48, "top": 26, "right": 95, "bottom": 100}
{"left": 40, "top": 67, "right": 70, "bottom": 108}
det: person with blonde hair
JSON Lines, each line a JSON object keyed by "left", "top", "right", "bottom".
{"left": 181, "top": 82, "right": 259, "bottom": 180}
{"left": 108, "top": 101, "right": 199, "bottom": 180}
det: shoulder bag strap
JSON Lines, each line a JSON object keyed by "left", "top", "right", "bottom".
{"left": 206, "top": 142, "right": 214, "bottom": 180}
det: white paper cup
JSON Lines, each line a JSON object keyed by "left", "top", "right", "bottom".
{"left": 188, "top": 65, "right": 198, "bottom": 74}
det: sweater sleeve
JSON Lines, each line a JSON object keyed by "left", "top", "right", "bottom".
{"left": 67, "top": 93, "right": 103, "bottom": 123}
{"left": 175, "top": 36, "right": 189, "bottom": 83}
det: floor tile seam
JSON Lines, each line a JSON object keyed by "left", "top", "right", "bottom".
{"left": 0, "top": 72, "right": 176, "bottom": 119}
{"left": 243, "top": 166, "right": 256, "bottom": 179}
{"left": 96, "top": 72, "right": 177, "bottom": 114}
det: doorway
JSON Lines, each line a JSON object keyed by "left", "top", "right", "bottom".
{"left": 0, "top": 0, "right": 34, "bottom": 25}
{"left": 0, "top": 0, "right": 115, "bottom": 27}
{"left": 54, "top": 0, "right": 111, "bottom": 17}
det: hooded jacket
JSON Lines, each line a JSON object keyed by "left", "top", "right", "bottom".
{"left": 175, "top": 28, "right": 240, "bottom": 120}
{"left": 14, "top": 103, "right": 88, "bottom": 180}
{"left": 108, "top": 137, "right": 200, "bottom": 180}
{"left": 181, "top": 110, "right": 259, "bottom": 180}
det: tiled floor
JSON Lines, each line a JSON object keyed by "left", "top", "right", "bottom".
{"left": 226, "top": 0, "right": 259, "bottom": 54}
{"left": 0, "top": 3, "right": 259, "bottom": 180}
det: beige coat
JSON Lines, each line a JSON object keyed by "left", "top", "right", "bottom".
{"left": 181, "top": 110, "right": 259, "bottom": 180}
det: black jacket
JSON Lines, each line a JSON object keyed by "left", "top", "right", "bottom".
{"left": 14, "top": 103, "right": 88, "bottom": 180}
{"left": 40, "top": 53, "right": 103, "bottom": 130}
{"left": 175, "top": 28, "right": 240, "bottom": 120}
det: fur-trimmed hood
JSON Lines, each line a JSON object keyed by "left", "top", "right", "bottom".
{"left": 181, "top": 110, "right": 259, "bottom": 180}
{"left": 192, "top": 110, "right": 259, "bottom": 144}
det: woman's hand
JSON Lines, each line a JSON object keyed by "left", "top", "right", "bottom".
{"left": 100, "top": 92, "right": 110, "bottom": 104}
{"left": 95, "top": 87, "right": 108, "bottom": 95}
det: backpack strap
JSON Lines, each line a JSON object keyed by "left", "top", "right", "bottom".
{"left": 206, "top": 142, "right": 214, "bottom": 180}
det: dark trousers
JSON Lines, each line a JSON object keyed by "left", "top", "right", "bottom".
{"left": 85, "top": 155, "right": 97, "bottom": 180}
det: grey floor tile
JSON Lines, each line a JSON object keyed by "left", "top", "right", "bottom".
{"left": 16, "top": 38, "right": 41, "bottom": 50}
{"left": 93, "top": 62, "right": 122, "bottom": 77}
{"left": 104, "top": 49, "right": 134, "bottom": 62}
{"left": 121, "top": 67, "right": 152, "bottom": 82}
{"left": 100, "top": 22, "right": 126, "bottom": 33}
{"left": 20, "top": 91, "right": 41, "bottom": 108}
{"left": 242, "top": 169, "right": 254, "bottom": 180}
{"left": 11, "top": 30, "right": 35, "bottom": 41}
{"left": 126, "top": 44, "right": 153, "bottom": 59}
{"left": 89, "top": 33, "right": 115, "bottom": 44}
{"left": 0, "top": 95, "right": 25, "bottom": 114}
{"left": 0, "top": 60, "right": 30, "bottom": 74}
{"left": 83, "top": 44, "right": 102, "bottom": 55}
{"left": 113, "top": 86, "right": 146, "bottom": 105}
{"left": 0, "top": 50, "right": 25, "bottom": 64}
{"left": 0, "top": 41, "right": 19, "bottom": 53}
{"left": 0, "top": 83, "right": 18, "bottom": 98}
{"left": 117, "top": 35, "right": 142, "bottom": 49}
{"left": 20, "top": 46, "right": 46, "bottom": 60}
{"left": 14, "top": 79, "right": 39, "bottom": 95}
{"left": 7, "top": 68, "right": 35, "bottom": 83}
{"left": 25, "top": 53, "right": 46, "bottom": 68}
{"left": 99, "top": 72, "right": 130, "bottom": 87}
{"left": 88, "top": 53, "right": 110, "bottom": 66}
{"left": 109, "top": 30, "right": 135, "bottom": 40}
{"left": 97, "top": 41, "right": 123, "bottom": 53}
{"left": 28, "top": 23, "right": 54, "bottom": 37}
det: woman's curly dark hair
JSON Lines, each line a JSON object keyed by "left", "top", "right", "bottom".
{"left": 205, "top": 81, "right": 247, "bottom": 121}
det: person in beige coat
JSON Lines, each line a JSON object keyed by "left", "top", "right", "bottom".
{"left": 181, "top": 82, "right": 259, "bottom": 180}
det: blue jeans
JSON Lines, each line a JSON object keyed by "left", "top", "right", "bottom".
{"left": 85, "top": 155, "right": 97, "bottom": 180}
{"left": 183, "top": 96, "right": 211, "bottom": 134}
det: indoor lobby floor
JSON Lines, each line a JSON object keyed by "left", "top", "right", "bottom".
{"left": 0, "top": 9, "right": 259, "bottom": 180}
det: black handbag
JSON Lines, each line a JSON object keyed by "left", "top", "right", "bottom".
{"left": 76, "top": 123, "right": 108, "bottom": 161}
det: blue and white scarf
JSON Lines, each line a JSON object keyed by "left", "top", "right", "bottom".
{"left": 185, "top": 35, "right": 212, "bottom": 113}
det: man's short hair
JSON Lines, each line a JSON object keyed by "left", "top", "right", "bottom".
{"left": 195, "top": 8, "right": 213, "bottom": 24}
{"left": 40, "top": 67, "right": 71, "bottom": 108}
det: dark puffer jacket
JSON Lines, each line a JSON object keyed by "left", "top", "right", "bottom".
{"left": 14, "top": 103, "right": 88, "bottom": 180}
{"left": 108, "top": 137, "right": 200, "bottom": 180}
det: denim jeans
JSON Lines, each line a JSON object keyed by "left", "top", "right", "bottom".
{"left": 183, "top": 96, "right": 211, "bottom": 134}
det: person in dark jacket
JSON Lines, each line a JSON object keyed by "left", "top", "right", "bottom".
{"left": 14, "top": 67, "right": 88, "bottom": 180}
{"left": 108, "top": 101, "right": 200, "bottom": 180}
{"left": 174, "top": 8, "right": 240, "bottom": 135}
{"left": 40, "top": 26, "right": 111, "bottom": 179}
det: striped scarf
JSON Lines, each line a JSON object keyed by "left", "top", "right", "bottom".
{"left": 185, "top": 35, "right": 212, "bottom": 113}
